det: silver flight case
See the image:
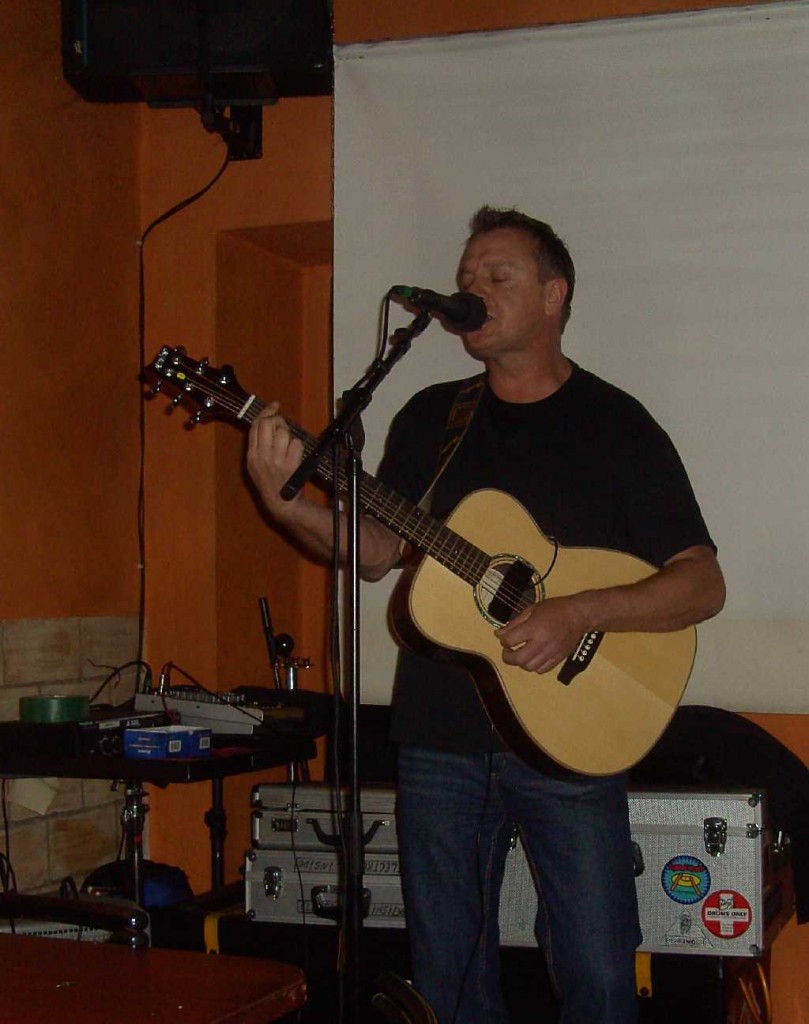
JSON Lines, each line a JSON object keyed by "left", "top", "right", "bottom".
{"left": 245, "top": 784, "right": 793, "bottom": 956}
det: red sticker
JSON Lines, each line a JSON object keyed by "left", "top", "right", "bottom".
{"left": 701, "top": 890, "right": 753, "bottom": 939}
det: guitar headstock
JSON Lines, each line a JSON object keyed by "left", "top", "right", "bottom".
{"left": 145, "top": 346, "right": 259, "bottom": 428}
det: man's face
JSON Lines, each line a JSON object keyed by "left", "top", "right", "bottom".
{"left": 456, "top": 227, "right": 559, "bottom": 360}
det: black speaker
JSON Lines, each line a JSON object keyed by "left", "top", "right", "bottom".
{"left": 62, "top": 0, "right": 333, "bottom": 106}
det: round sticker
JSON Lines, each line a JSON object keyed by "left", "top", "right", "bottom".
{"left": 701, "top": 890, "right": 753, "bottom": 939}
{"left": 661, "top": 855, "right": 711, "bottom": 905}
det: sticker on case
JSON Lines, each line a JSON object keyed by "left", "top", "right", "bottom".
{"left": 662, "top": 909, "right": 714, "bottom": 949}
{"left": 701, "top": 890, "right": 753, "bottom": 939}
{"left": 661, "top": 854, "right": 711, "bottom": 904}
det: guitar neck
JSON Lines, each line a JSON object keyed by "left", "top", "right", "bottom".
{"left": 238, "top": 397, "right": 487, "bottom": 585}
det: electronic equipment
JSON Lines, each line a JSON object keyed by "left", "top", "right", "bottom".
{"left": 0, "top": 919, "right": 111, "bottom": 942}
{"left": 133, "top": 687, "right": 304, "bottom": 736}
{"left": 0, "top": 707, "right": 171, "bottom": 759}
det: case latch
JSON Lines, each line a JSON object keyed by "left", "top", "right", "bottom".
{"left": 704, "top": 816, "right": 727, "bottom": 856}
{"left": 263, "top": 865, "right": 284, "bottom": 899}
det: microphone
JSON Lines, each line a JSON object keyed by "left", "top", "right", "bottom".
{"left": 391, "top": 285, "right": 488, "bottom": 332}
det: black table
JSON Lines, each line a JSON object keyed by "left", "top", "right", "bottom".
{"left": 0, "top": 736, "right": 316, "bottom": 903}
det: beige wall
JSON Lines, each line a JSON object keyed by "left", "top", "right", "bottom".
{"left": 0, "top": 617, "right": 136, "bottom": 893}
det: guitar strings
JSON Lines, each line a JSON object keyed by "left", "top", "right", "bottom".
{"left": 159, "top": 362, "right": 555, "bottom": 617}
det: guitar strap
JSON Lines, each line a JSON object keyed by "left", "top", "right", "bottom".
{"left": 394, "top": 374, "right": 485, "bottom": 566}
{"left": 417, "top": 373, "right": 486, "bottom": 513}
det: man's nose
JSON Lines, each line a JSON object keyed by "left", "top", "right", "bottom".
{"left": 462, "top": 276, "right": 487, "bottom": 298}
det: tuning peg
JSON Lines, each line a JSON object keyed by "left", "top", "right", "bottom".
{"left": 151, "top": 380, "right": 163, "bottom": 395}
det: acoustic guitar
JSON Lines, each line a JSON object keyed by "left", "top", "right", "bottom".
{"left": 146, "top": 346, "right": 696, "bottom": 776}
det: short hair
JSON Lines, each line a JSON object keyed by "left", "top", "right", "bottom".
{"left": 468, "top": 206, "right": 575, "bottom": 330}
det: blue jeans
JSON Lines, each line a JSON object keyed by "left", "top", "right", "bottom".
{"left": 396, "top": 745, "right": 641, "bottom": 1024}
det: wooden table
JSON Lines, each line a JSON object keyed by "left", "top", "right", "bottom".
{"left": 0, "top": 932, "right": 306, "bottom": 1023}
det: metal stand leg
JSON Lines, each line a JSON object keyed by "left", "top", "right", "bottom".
{"left": 204, "top": 778, "right": 228, "bottom": 890}
{"left": 284, "top": 656, "right": 312, "bottom": 784}
{"left": 121, "top": 781, "right": 148, "bottom": 905}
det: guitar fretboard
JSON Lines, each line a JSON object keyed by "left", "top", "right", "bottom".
{"left": 154, "top": 352, "right": 490, "bottom": 587}
{"left": 276, "top": 413, "right": 489, "bottom": 586}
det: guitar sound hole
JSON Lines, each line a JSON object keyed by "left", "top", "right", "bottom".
{"left": 475, "top": 555, "right": 543, "bottom": 627}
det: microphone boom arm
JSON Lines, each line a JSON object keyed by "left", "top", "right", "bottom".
{"left": 280, "top": 309, "right": 432, "bottom": 501}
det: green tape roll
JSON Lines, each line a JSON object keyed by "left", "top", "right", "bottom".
{"left": 19, "top": 695, "right": 91, "bottom": 723}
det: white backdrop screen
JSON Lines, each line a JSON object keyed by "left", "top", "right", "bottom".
{"left": 333, "top": 3, "right": 809, "bottom": 711}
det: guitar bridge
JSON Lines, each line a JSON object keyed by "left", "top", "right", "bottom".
{"left": 557, "top": 631, "right": 604, "bottom": 685}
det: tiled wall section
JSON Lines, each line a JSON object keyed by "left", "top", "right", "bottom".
{"left": 0, "top": 617, "right": 139, "bottom": 893}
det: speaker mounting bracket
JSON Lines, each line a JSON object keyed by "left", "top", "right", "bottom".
{"left": 199, "top": 98, "right": 269, "bottom": 162}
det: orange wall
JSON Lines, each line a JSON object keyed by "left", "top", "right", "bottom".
{"left": 138, "top": 103, "right": 333, "bottom": 877}
{"left": 334, "top": 0, "right": 784, "bottom": 42}
{"left": 0, "top": 0, "right": 140, "bottom": 619}
{"left": 139, "top": 99, "right": 332, "bottom": 681}
{"left": 213, "top": 226, "right": 332, "bottom": 696}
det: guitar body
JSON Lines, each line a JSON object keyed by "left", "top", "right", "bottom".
{"left": 400, "top": 489, "right": 696, "bottom": 776}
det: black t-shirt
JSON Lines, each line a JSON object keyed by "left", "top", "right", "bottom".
{"left": 375, "top": 364, "right": 715, "bottom": 756}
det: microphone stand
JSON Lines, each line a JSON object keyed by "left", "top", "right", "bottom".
{"left": 258, "top": 596, "right": 311, "bottom": 782}
{"left": 258, "top": 596, "right": 281, "bottom": 689}
{"left": 281, "top": 309, "right": 432, "bottom": 1024}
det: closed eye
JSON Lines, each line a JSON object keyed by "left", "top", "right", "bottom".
{"left": 458, "top": 269, "right": 512, "bottom": 289}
